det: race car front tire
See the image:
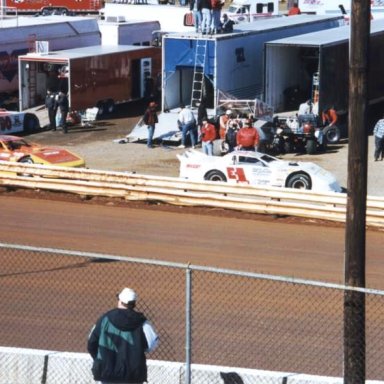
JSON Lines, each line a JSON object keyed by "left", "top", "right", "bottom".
{"left": 204, "top": 170, "right": 227, "bottom": 182}
{"left": 286, "top": 173, "right": 312, "bottom": 190}
{"left": 19, "top": 156, "right": 34, "bottom": 164}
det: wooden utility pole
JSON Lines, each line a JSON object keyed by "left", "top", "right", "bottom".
{"left": 344, "top": 0, "right": 371, "bottom": 383}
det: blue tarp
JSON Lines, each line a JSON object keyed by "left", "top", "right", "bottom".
{"left": 164, "top": 38, "right": 215, "bottom": 76}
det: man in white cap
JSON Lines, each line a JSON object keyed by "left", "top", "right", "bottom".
{"left": 87, "top": 288, "right": 158, "bottom": 384}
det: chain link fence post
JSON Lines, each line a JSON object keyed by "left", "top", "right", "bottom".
{"left": 185, "top": 265, "right": 192, "bottom": 384}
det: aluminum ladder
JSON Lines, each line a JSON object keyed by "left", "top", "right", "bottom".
{"left": 191, "top": 38, "right": 208, "bottom": 108}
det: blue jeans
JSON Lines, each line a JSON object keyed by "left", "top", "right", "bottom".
{"left": 147, "top": 125, "right": 155, "bottom": 147}
{"left": 201, "top": 8, "right": 211, "bottom": 33}
{"left": 193, "top": 10, "right": 202, "bottom": 31}
{"left": 210, "top": 9, "right": 221, "bottom": 33}
{"left": 182, "top": 122, "right": 196, "bottom": 147}
{"left": 202, "top": 141, "right": 213, "bottom": 155}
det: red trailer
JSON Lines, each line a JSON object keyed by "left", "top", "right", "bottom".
{"left": 18, "top": 45, "right": 161, "bottom": 115}
{"left": 5, "top": 0, "right": 102, "bottom": 14}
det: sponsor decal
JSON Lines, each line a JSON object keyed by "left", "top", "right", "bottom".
{"left": 0, "top": 48, "right": 28, "bottom": 83}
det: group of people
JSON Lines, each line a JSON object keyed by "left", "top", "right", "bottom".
{"left": 200, "top": 109, "right": 260, "bottom": 155}
{"left": 143, "top": 100, "right": 260, "bottom": 155}
{"left": 190, "top": 0, "right": 234, "bottom": 34}
{"left": 297, "top": 99, "right": 338, "bottom": 127}
{"left": 45, "top": 89, "right": 69, "bottom": 134}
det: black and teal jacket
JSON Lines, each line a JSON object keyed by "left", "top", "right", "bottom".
{"left": 87, "top": 308, "right": 148, "bottom": 383}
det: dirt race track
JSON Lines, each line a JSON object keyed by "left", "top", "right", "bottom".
{"left": 1, "top": 100, "right": 384, "bottom": 379}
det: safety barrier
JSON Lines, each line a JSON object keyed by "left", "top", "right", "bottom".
{"left": 0, "top": 161, "right": 383, "bottom": 228}
{"left": 4, "top": 346, "right": 380, "bottom": 384}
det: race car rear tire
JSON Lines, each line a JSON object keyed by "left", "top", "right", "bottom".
{"left": 305, "top": 139, "right": 317, "bottom": 155}
{"left": 323, "top": 125, "right": 341, "bottom": 144}
{"left": 286, "top": 173, "right": 312, "bottom": 190}
{"left": 204, "top": 170, "right": 227, "bottom": 182}
{"left": 23, "top": 113, "right": 40, "bottom": 134}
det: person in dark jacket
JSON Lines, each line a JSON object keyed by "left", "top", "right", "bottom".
{"left": 56, "top": 91, "right": 69, "bottom": 134}
{"left": 87, "top": 288, "right": 158, "bottom": 384}
{"left": 45, "top": 90, "right": 58, "bottom": 131}
{"left": 197, "top": 99, "right": 208, "bottom": 136}
{"left": 142, "top": 101, "right": 158, "bottom": 148}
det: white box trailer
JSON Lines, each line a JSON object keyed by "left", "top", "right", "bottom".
{"left": 0, "top": 16, "right": 101, "bottom": 103}
{"left": 98, "top": 18, "right": 161, "bottom": 46}
{"left": 297, "top": 0, "right": 384, "bottom": 19}
{"left": 162, "top": 15, "right": 344, "bottom": 112}
{"left": 264, "top": 18, "right": 384, "bottom": 131}
{"left": 100, "top": 3, "right": 195, "bottom": 32}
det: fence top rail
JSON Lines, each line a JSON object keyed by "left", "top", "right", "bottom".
{"left": 2, "top": 242, "right": 384, "bottom": 296}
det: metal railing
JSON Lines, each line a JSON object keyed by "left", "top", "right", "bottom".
{"left": 1, "top": 242, "right": 384, "bottom": 383}
{"left": 0, "top": 161, "right": 383, "bottom": 228}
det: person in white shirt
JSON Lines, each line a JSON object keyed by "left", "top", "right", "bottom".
{"left": 178, "top": 104, "right": 197, "bottom": 148}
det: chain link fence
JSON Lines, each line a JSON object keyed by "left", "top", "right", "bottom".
{"left": 1, "top": 243, "right": 384, "bottom": 383}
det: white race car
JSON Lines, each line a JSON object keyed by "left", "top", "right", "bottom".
{"left": 177, "top": 150, "right": 342, "bottom": 192}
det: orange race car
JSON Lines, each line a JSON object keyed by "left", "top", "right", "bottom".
{"left": 0, "top": 135, "right": 85, "bottom": 168}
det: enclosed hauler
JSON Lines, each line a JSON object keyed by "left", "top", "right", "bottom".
{"left": 297, "top": 0, "right": 384, "bottom": 19}
{"left": 100, "top": 3, "right": 195, "bottom": 32}
{"left": 18, "top": 45, "right": 161, "bottom": 115}
{"left": 126, "top": 15, "right": 343, "bottom": 143}
{"left": 264, "top": 18, "right": 384, "bottom": 134}
{"left": 4, "top": 0, "right": 102, "bottom": 14}
{"left": 0, "top": 16, "right": 101, "bottom": 107}
{"left": 98, "top": 18, "right": 161, "bottom": 46}
{"left": 162, "top": 15, "right": 343, "bottom": 112}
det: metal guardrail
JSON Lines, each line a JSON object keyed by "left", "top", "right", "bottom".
{"left": 0, "top": 161, "right": 383, "bottom": 228}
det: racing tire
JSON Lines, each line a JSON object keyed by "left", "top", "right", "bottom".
{"left": 283, "top": 140, "right": 294, "bottom": 154}
{"left": 17, "top": 156, "right": 34, "bottom": 177}
{"left": 286, "top": 173, "right": 312, "bottom": 190}
{"left": 106, "top": 99, "right": 115, "bottom": 114}
{"left": 96, "top": 101, "right": 106, "bottom": 116}
{"left": 305, "top": 139, "right": 317, "bottom": 155}
{"left": 323, "top": 125, "right": 341, "bottom": 144}
{"left": 19, "top": 156, "right": 34, "bottom": 164}
{"left": 23, "top": 113, "right": 40, "bottom": 134}
{"left": 204, "top": 170, "right": 227, "bottom": 182}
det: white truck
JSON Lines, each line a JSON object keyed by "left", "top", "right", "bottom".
{"left": 225, "top": 0, "right": 279, "bottom": 22}
{"left": 297, "top": 0, "right": 384, "bottom": 19}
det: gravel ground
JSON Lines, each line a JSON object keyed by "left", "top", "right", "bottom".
{"left": 28, "top": 101, "right": 383, "bottom": 197}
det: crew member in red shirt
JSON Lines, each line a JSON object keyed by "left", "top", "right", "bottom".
{"left": 322, "top": 107, "right": 338, "bottom": 127}
{"left": 200, "top": 118, "right": 217, "bottom": 156}
{"left": 236, "top": 119, "right": 259, "bottom": 151}
{"left": 288, "top": 2, "right": 301, "bottom": 16}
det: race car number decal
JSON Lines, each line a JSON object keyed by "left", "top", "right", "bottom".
{"left": 226, "top": 167, "right": 249, "bottom": 184}
{"left": 0, "top": 116, "right": 12, "bottom": 131}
